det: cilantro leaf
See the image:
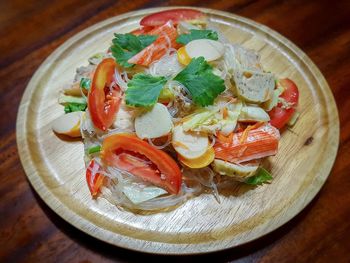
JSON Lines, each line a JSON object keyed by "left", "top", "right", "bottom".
{"left": 111, "top": 33, "right": 157, "bottom": 68}
{"left": 125, "top": 73, "right": 167, "bottom": 107}
{"left": 245, "top": 167, "right": 273, "bottom": 185}
{"left": 174, "top": 57, "right": 225, "bottom": 106}
{"left": 64, "top": 102, "right": 87, "bottom": 113}
{"left": 176, "top": 29, "right": 219, "bottom": 45}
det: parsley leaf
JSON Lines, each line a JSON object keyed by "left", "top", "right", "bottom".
{"left": 111, "top": 33, "right": 157, "bottom": 68}
{"left": 125, "top": 73, "right": 167, "bottom": 107}
{"left": 64, "top": 102, "right": 87, "bottom": 113}
{"left": 176, "top": 29, "right": 219, "bottom": 45}
{"left": 174, "top": 57, "right": 225, "bottom": 106}
{"left": 245, "top": 167, "right": 273, "bottom": 185}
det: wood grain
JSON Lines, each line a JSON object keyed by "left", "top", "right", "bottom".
{"left": 1, "top": 0, "right": 350, "bottom": 262}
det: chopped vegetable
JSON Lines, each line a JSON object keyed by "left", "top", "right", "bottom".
{"left": 59, "top": 94, "right": 86, "bottom": 105}
{"left": 269, "top": 78, "right": 299, "bottom": 129}
{"left": 263, "top": 86, "right": 284, "bottom": 111}
{"left": 140, "top": 9, "right": 206, "bottom": 27}
{"left": 212, "top": 159, "right": 259, "bottom": 181}
{"left": 135, "top": 103, "right": 173, "bottom": 139}
{"left": 88, "top": 145, "right": 101, "bottom": 154}
{"left": 64, "top": 102, "right": 87, "bottom": 113}
{"left": 101, "top": 133, "right": 182, "bottom": 194}
{"left": 238, "top": 106, "right": 270, "bottom": 122}
{"left": 131, "top": 26, "right": 154, "bottom": 36}
{"left": 122, "top": 185, "right": 167, "bottom": 204}
{"left": 174, "top": 57, "right": 225, "bottom": 106}
{"left": 80, "top": 77, "right": 91, "bottom": 90}
{"left": 64, "top": 82, "right": 84, "bottom": 96}
{"left": 182, "top": 100, "right": 242, "bottom": 135}
{"left": 287, "top": 111, "right": 300, "bottom": 127}
{"left": 88, "top": 58, "right": 122, "bottom": 131}
{"left": 176, "top": 29, "right": 218, "bottom": 45}
{"left": 245, "top": 167, "right": 273, "bottom": 185}
{"left": 111, "top": 33, "right": 157, "bottom": 68}
{"left": 125, "top": 74, "right": 167, "bottom": 107}
{"left": 86, "top": 160, "right": 105, "bottom": 197}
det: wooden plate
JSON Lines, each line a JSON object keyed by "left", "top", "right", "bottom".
{"left": 16, "top": 7, "right": 339, "bottom": 254}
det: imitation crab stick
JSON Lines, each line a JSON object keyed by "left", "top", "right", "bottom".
{"left": 214, "top": 124, "right": 280, "bottom": 163}
{"left": 128, "top": 21, "right": 179, "bottom": 66}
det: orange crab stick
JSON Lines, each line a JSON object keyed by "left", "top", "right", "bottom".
{"left": 128, "top": 21, "right": 179, "bottom": 66}
{"left": 214, "top": 124, "right": 280, "bottom": 163}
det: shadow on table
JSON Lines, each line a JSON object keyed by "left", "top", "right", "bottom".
{"left": 32, "top": 185, "right": 320, "bottom": 263}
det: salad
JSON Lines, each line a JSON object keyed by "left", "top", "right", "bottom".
{"left": 52, "top": 9, "right": 300, "bottom": 211}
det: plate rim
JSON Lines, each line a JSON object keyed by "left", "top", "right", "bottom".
{"left": 16, "top": 6, "right": 340, "bottom": 255}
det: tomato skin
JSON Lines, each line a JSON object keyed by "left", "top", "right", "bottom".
{"left": 88, "top": 58, "right": 121, "bottom": 131}
{"left": 269, "top": 78, "right": 299, "bottom": 129}
{"left": 101, "top": 133, "right": 182, "bottom": 194}
{"left": 140, "top": 9, "right": 206, "bottom": 27}
{"left": 131, "top": 26, "right": 154, "bottom": 35}
{"left": 86, "top": 160, "right": 105, "bottom": 198}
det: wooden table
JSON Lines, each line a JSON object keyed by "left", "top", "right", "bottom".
{"left": 1, "top": 0, "right": 349, "bottom": 262}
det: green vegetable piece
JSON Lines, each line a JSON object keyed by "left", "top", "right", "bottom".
{"left": 88, "top": 145, "right": 101, "bottom": 154}
{"left": 64, "top": 103, "right": 87, "bottom": 113}
{"left": 125, "top": 73, "right": 167, "bottom": 107}
{"left": 176, "top": 29, "right": 219, "bottom": 45}
{"left": 59, "top": 94, "right": 86, "bottom": 105}
{"left": 80, "top": 78, "right": 91, "bottom": 90}
{"left": 174, "top": 57, "right": 225, "bottom": 106}
{"left": 111, "top": 33, "right": 157, "bottom": 68}
{"left": 245, "top": 167, "right": 273, "bottom": 185}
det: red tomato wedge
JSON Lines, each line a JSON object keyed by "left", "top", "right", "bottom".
{"left": 101, "top": 133, "right": 182, "bottom": 194}
{"left": 269, "top": 78, "right": 299, "bottom": 129}
{"left": 86, "top": 160, "right": 105, "bottom": 198}
{"left": 140, "top": 9, "right": 206, "bottom": 27}
{"left": 88, "top": 58, "right": 121, "bottom": 131}
{"left": 128, "top": 22, "right": 179, "bottom": 66}
{"left": 131, "top": 26, "right": 154, "bottom": 35}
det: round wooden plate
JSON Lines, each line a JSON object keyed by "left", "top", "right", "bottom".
{"left": 16, "top": 7, "right": 339, "bottom": 254}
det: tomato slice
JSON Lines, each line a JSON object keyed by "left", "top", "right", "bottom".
{"left": 86, "top": 160, "right": 105, "bottom": 198}
{"left": 131, "top": 26, "right": 154, "bottom": 35}
{"left": 111, "top": 150, "right": 162, "bottom": 182}
{"left": 101, "top": 133, "right": 182, "bottom": 194}
{"left": 88, "top": 58, "right": 121, "bottom": 131}
{"left": 140, "top": 9, "right": 206, "bottom": 27}
{"left": 269, "top": 78, "right": 299, "bottom": 129}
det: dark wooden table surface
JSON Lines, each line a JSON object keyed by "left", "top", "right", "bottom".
{"left": 1, "top": 0, "right": 349, "bottom": 262}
